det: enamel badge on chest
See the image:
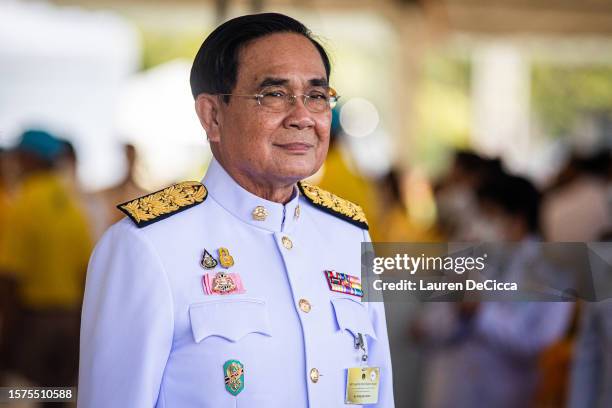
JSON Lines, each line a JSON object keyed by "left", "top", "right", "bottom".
{"left": 224, "top": 360, "right": 244, "bottom": 396}
{"left": 200, "top": 249, "right": 218, "bottom": 269}
{"left": 218, "top": 247, "right": 235, "bottom": 268}
{"left": 325, "top": 270, "right": 363, "bottom": 297}
{"left": 212, "top": 271, "right": 236, "bottom": 293}
{"left": 203, "top": 271, "right": 245, "bottom": 295}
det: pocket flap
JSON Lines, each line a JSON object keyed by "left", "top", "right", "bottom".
{"left": 331, "top": 297, "right": 377, "bottom": 340}
{"left": 189, "top": 298, "right": 272, "bottom": 343}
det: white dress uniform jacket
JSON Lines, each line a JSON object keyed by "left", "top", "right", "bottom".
{"left": 78, "top": 159, "right": 394, "bottom": 408}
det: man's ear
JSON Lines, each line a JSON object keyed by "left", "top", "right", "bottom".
{"left": 195, "top": 94, "right": 223, "bottom": 142}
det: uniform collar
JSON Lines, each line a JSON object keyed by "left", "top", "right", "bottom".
{"left": 203, "top": 158, "right": 301, "bottom": 233}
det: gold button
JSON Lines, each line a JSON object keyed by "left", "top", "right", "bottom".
{"left": 282, "top": 236, "right": 293, "bottom": 249}
{"left": 309, "top": 368, "right": 320, "bottom": 383}
{"left": 252, "top": 205, "right": 268, "bottom": 221}
{"left": 299, "top": 299, "right": 311, "bottom": 313}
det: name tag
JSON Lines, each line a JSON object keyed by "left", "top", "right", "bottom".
{"left": 345, "top": 367, "right": 380, "bottom": 405}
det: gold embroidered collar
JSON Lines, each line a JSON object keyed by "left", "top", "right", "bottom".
{"left": 117, "top": 181, "right": 207, "bottom": 228}
{"left": 298, "top": 181, "right": 368, "bottom": 230}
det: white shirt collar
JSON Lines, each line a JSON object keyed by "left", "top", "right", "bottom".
{"left": 202, "top": 158, "right": 301, "bottom": 233}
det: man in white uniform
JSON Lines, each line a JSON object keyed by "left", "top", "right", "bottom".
{"left": 78, "top": 13, "right": 394, "bottom": 407}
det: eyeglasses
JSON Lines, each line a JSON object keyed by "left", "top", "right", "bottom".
{"left": 216, "top": 87, "right": 339, "bottom": 113}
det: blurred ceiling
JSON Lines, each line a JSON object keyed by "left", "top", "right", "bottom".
{"left": 423, "top": 0, "right": 612, "bottom": 34}
{"left": 50, "top": 0, "right": 612, "bottom": 34}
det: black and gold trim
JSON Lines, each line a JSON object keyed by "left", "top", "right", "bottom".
{"left": 298, "top": 181, "right": 368, "bottom": 230}
{"left": 117, "top": 181, "right": 207, "bottom": 228}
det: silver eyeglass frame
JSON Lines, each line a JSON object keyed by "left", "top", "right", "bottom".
{"left": 215, "top": 87, "right": 340, "bottom": 113}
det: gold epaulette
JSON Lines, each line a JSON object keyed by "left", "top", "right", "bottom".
{"left": 298, "top": 181, "right": 369, "bottom": 230}
{"left": 117, "top": 181, "right": 207, "bottom": 228}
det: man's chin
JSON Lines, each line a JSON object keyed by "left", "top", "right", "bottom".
{"left": 276, "top": 161, "right": 320, "bottom": 182}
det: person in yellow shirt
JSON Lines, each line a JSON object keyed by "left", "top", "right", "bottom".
{"left": 376, "top": 169, "right": 443, "bottom": 243}
{"left": 0, "top": 130, "right": 92, "bottom": 390}
{"left": 0, "top": 147, "right": 18, "bottom": 382}
{"left": 316, "top": 115, "right": 380, "bottom": 238}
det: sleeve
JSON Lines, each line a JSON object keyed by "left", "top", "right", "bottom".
{"left": 363, "top": 229, "right": 395, "bottom": 408}
{"left": 568, "top": 302, "right": 602, "bottom": 408}
{"left": 78, "top": 220, "right": 174, "bottom": 408}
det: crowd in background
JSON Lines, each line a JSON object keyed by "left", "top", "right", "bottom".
{"left": 0, "top": 130, "right": 143, "bottom": 407}
{"left": 1, "top": 126, "right": 612, "bottom": 407}
{"left": 319, "top": 128, "right": 612, "bottom": 407}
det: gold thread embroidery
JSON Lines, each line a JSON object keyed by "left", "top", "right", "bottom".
{"left": 120, "top": 181, "right": 207, "bottom": 223}
{"left": 299, "top": 182, "right": 368, "bottom": 226}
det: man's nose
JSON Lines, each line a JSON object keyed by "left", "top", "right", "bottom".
{"left": 283, "top": 96, "right": 315, "bottom": 130}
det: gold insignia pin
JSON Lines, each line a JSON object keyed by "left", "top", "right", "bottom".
{"left": 212, "top": 271, "right": 237, "bottom": 294}
{"left": 200, "top": 249, "right": 218, "bottom": 269}
{"left": 218, "top": 247, "right": 235, "bottom": 268}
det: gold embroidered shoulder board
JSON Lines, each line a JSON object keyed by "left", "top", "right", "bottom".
{"left": 117, "top": 181, "right": 207, "bottom": 228}
{"left": 298, "top": 181, "right": 368, "bottom": 230}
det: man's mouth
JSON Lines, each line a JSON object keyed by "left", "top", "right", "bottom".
{"left": 273, "top": 142, "right": 314, "bottom": 153}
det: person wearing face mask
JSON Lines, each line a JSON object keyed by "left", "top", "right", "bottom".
{"left": 474, "top": 174, "right": 541, "bottom": 242}
{"left": 435, "top": 151, "right": 506, "bottom": 241}
{"left": 414, "top": 173, "right": 572, "bottom": 408}
{"left": 78, "top": 13, "right": 394, "bottom": 408}
{"left": 434, "top": 151, "right": 485, "bottom": 240}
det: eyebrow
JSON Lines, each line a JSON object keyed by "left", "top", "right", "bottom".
{"left": 309, "top": 78, "right": 329, "bottom": 87}
{"left": 257, "top": 77, "right": 329, "bottom": 88}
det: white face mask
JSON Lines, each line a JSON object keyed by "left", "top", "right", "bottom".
{"left": 437, "top": 186, "right": 480, "bottom": 239}
{"left": 466, "top": 216, "right": 506, "bottom": 242}
{"left": 437, "top": 185, "right": 473, "bottom": 216}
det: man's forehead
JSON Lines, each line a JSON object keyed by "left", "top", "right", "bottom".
{"left": 237, "top": 33, "right": 327, "bottom": 87}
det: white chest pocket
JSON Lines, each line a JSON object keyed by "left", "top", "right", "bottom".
{"left": 331, "top": 297, "right": 377, "bottom": 341}
{"left": 189, "top": 298, "right": 272, "bottom": 343}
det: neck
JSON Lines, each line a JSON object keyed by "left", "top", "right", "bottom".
{"left": 215, "top": 159, "right": 296, "bottom": 204}
{"left": 239, "top": 179, "right": 295, "bottom": 204}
